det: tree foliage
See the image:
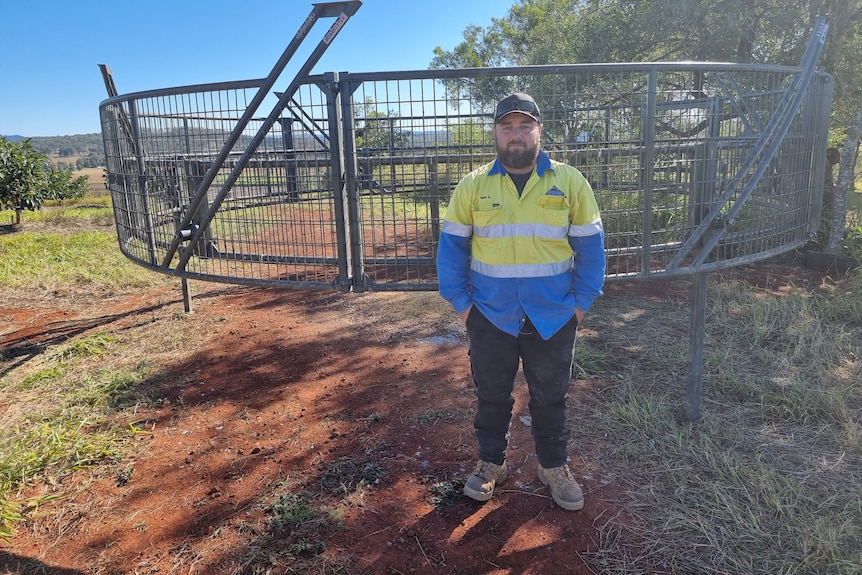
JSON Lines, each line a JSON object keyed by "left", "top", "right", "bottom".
{"left": 0, "top": 137, "right": 89, "bottom": 227}
{"left": 447, "top": 118, "right": 493, "bottom": 150}
{"left": 430, "top": 0, "right": 861, "bottom": 126}
{"left": 431, "top": 0, "right": 862, "bottom": 252}
{"left": 354, "top": 97, "right": 411, "bottom": 152}
{"left": 22, "top": 133, "right": 104, "bottom": 159}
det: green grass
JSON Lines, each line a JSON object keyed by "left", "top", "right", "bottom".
{"left": 573, "top": 336, "right": 614, "bottom": 378}
{"left": 0, "top": 330, "right": 146, "bottom": 541}
{"left": 0, "top": 196, "right": 170, "bottom": 540}
{"left": 0, "top": 230, "right": 164, "bottom": 293}
{"left": 1, "top": 195, "right": 113, "bottom": 226}
{"left": 844, "top": 206, "right": 862, "bottom": 263}
{"left": 574, "top": 269, "right": 862, "bottom": 574}
{"left": 268, "top": 492, "right": 328, "bottom": 534}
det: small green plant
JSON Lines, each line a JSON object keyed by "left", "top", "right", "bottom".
{"left": 268, "top": 492, "right": 321, "bottom": 533}
{"left": 411, "top": 408, "right": 458, "bottom": 425}
{"left": 573, "top": 337, "right": 613, "bottom": 379}
{"left": 430, "top": 476, "right": 465, "bottom": 507}
{"left": 319, "top": 458, "right": 383, "bottom": 494}
{"left": 0, "top": 492, "right": 24, "bottom": 542}
{"left": 842, "top": 219, "right": 862, "bottom": 263}
{"left": 288, "top": 539, "right": 326, "bottom": 556}
{"left": 235, "top": 486, "right": 355, "bottom": 574}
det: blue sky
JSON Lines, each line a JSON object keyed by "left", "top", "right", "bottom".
{"left": 1, "top": 0, "right": 508, "bottom": 137}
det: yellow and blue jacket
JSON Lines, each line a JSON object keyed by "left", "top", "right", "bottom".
{"left": 436, "top": 151, "right": 605, "bottom": 339}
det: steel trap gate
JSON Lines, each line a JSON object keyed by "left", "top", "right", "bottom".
{"left": 98, "top": 2, "right": 831, "bottom": 418}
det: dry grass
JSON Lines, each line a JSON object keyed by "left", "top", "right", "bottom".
{"left": 573, "top": 270, "right": 862, "bottom": 574}
{"left": 68, "top": 167, "right": 107, "bottom": 195}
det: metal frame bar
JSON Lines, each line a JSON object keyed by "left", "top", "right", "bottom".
{"left": 162, "top": 1, "right": 362, "bottom": 271}
{"left": 668, "top": 17, "right": 830, "bottom": 271}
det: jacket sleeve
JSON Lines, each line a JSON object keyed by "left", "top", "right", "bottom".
{"left": 436, "top": 229, "right": 473, "bottom": 314}
{"left": 436, "top": 180, "right": 474, "bottom": 315}
{"left": 568, "top": 229, "right": 605, "bottom": 313}
{"left": 567, "top": 169, "right": 606, "bottom": 313}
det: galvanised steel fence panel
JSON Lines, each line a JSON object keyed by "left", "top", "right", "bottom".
{"left": 332, "top": 63, "right": 831, "bottom": 291}
{"left": 102, "top": 80, "right": 346, "bottom": 288}
{"left": 99, "top": 37, "right": 831, "bottom": 294}
{"left": 100, "top": 1, "right": 362, "bottom": 290}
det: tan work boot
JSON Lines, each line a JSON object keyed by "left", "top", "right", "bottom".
{"left": 538, "top": 464, "right": 584, "bottom": 510}
{"left": 463, "top": 460, "right": 508, "bottom": 502}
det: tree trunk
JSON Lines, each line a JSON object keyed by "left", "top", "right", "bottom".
{"left": 828, "top": 100, "right": 862, "bottom": 252}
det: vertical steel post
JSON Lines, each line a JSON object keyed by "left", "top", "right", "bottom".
{"left": 338, "top": 74, "right": 368, "bottom": 292}
{"left": 182, "top": 118, "right": 191, "bottom": 156}
{"left": 181, "top": 277, "right": 192, "bottom": 313}
{"left": 280, "top": 118, "right": 299, "bottom": 200}
{"left": 127, "top": 101, "right": 158, "bottom": 265}
{"left": 807, "top": 74, "right": 834, "bottom": 236}
{"left": 683, "top": 96, "right": 723, "bottom": 420}
{"left": 429, "top": 157, "right": 440, "bottom": 259}
{"left": 641, "top": 69, "right": 658, "bottom": 272}
{"left": 686, "top": 271, "right": 708, "bottom": 421}
{"left": 323, "top": 72, "right": 353, "bottom": 291}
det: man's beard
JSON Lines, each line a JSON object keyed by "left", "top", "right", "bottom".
{"left": 496, "top": 139, "right": 539, "bottom": 171}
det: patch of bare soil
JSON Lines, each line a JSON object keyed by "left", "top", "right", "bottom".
{"left": 0, "top": 260, "right": 832, "bottom": 575}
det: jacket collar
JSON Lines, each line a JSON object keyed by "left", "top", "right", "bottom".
{"left": 488, "top": 150, "right": 553, "bottom": 177}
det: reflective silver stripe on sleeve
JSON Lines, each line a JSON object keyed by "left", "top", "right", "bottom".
{"left": 474, "top": 222, "right": 568, "bottom": 240}
{"left": 568, "top": 218, "right": 604, "bottom": 237}
{"left": 471, "top": 259, "right": 573, "bottom": 278}
{"left": 441, "top": 220, "right": 473, "bottom": 237}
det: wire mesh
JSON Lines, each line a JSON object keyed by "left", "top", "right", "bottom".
{"left": 99, "top": 62, "right": 831, "bottom": 291}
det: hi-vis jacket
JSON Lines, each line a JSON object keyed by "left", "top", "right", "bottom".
{"left": 436, "top": 151, "right": 606, "bottom": 339}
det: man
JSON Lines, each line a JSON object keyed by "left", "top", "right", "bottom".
{"left": 436, "top": 93, "right": 606, "bottom": 511}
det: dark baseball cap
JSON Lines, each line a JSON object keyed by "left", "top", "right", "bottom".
{"left": 494, "top": 93, "right": 541, "bottom": 124}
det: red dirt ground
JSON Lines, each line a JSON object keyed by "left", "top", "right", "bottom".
{"left": 0, "top": 262, "right": 832, "bottom": 575}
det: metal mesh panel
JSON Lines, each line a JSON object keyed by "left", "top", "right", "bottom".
{"left": 346, "top": 76, "right": 494, "bottom": 289}
{"left": 101, "top": 81, "right": 344, "bottom": 287}
{"left": 99, "top": 62, "right": 831, "bottom": 291}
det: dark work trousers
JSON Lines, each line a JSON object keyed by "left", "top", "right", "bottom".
{"left": 465, "top": 307, "right": 578, "bottom": 469}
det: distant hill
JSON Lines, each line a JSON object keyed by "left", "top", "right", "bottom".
{"left": 28, "top": 134, "right": 103, "bottom": 156}
{"left": 2, "top": 133, "right": 105, "bottom": 168}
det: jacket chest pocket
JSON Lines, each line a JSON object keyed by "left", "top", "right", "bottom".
{"left": 473, "top": 195, "right": 504, "bottom": 227}
{"left": 537, "top": 195, "right": 570, "bottom": 227}
{"left": 473, "top": 206, "right": 503, "bottom": 228}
